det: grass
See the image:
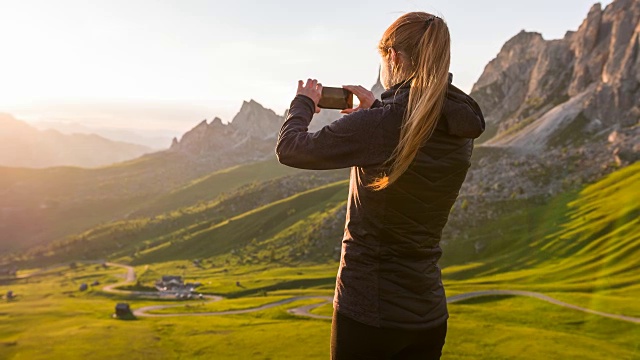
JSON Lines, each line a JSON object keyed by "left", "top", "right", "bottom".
{"left": 1, "top": 160, "right": 639, "bottom": 359}
{"left": 445, "top": 296, "right": 639, "bottom": 360}
{"left": 129, "top": 180, "right": 349, "bottom": 265}
{"left": 146, "top": 296, "right": 292, "bottom": 314}
{"left": 129, "top": 158, "right": 302, "bottom": 217}
{"left": 133, "top": 261, "right": 337, "bottom": 297}
{"left": 10, "top": 165, "right": 346, "bottom": 268}
{"left": 1, "top": 157, "right": 305, "bottom": 257}
{"left": 441, "top": 162, "right": 640, "bottom": 325}
{"left": 1, "top": 262, "right": 638, "bottom": 359}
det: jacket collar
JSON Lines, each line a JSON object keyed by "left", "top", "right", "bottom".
{"left": 378, "top": 73, "right": 486, "bottom": 139}
{"left": 380, "top": 73, "right": 454, "bottom": 106}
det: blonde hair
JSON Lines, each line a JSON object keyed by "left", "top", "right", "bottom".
{"left": 369, "top": 12, "right": 451, "bottom": 191}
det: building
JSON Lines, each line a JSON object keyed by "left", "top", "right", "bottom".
{"left": 155, "top": 275, "right": 201, "bottom": 293}
{"left": 155, "top": 275, "right": 184, "bottom": 291}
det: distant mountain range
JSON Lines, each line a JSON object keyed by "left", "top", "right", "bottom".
{"left": 0, "top": 113, "right": 153, "bottom": 168}
{"left": 32, "top": 121, "right": 177, "bottom": 150}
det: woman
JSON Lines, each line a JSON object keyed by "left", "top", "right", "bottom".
{"left": 276, "top": 12, "right": 485, "bottom": 360}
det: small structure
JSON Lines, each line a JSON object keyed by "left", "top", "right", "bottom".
{"left": 155, "top": 275, "right": 184, "bottom": 291}
{"left": 79, "top": 283, "right": 88, "bottom": 291}
{"left": 6, "top": 291, "right": 14, "bottom": 300}
{"left": 114, "top": 303, "right": 135, "bottom": 320}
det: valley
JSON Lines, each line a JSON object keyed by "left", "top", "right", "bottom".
{"left": 1, "top": 162, "right": 638, "bottom": 359}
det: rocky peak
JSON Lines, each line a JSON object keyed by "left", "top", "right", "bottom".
{"left": 568, "top": 3, "right": 604, "bottom": 95}
{"left": 470, "top": 31, "right": 548, "bottom": 128}
{"left": 169, "top": 99, "right": 285, "bottom": 160}
{"left": 230, "top": 99, "right": 283, "bottom": 140}
{"left": 471, "top": 0, "right": 640, "bottom": 150}
{"left": 194, "top": 119, "right": 208, "bottom": 130}
{"left": 371, "top": 69, "right": 385, "bottom": 100}
{"left": 209, "top": 117, "right": 224, "bottom": 127}
{"left": 473, "top": 31, "right": 545, "bottom": 91}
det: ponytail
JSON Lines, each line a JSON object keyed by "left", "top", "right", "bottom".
{"left": 370, "top": 14, "right": 451, "bottom": 191}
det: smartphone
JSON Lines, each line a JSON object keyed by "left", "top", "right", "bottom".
{"left": 318, "top": 87, "right": 353, "bottom": 110}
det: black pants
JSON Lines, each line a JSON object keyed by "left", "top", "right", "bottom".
{"left": 330, "top": 310, "right": 447, "bottom": 360}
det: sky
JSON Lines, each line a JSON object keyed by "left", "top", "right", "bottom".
{"left": 0, "top": 0, "right": 612, "bottom": 134}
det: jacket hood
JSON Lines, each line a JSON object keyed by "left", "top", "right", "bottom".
{"left": 380, "top": 74, "right": 486, "bottom": 139}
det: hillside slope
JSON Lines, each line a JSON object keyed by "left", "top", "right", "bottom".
{"left": 444, "top": 161, "right": 640, "bottom": 298}
{"left": 0, "top": 158, "right": 311, "bottom": 255}
{"left": 130, "top": 180, "right": 348, "bottom": 265}
{"left": 5, "top": 168, "right": 347, "bottom": 266}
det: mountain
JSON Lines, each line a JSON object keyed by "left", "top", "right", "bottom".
{"left": 371, "top": 70, "right": 385, "bottom": 99}
{"left": 453, "top": 0, "right": 639, "bottom": 212}
{"left": 0, "top": 113, "right": 153, "bottom": 168}
{"left": 169, "top": 87, "right": 377, "bottom": 161}
{"left": 33, "top": 121, "right": 176, "bottom": 150}
{"left": 471, "top": 0, "right": 639, "bottom": 155}
{"left": 171, "top": 74, "right": 385, "bottom": 158}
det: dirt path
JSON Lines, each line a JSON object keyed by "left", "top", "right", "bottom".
{"left": 447, "top": 290, "right": 640, "bottom": 324}
{"left": 102, "top": 263, "right": 640, "bottom": 324}
{"left": 134, "top": 296, "right": 333, "bottom": 318}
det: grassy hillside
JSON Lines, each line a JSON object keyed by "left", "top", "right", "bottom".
{"left": 443, "top": 161, "right": 640, "bottom": 316}
{"left": 0, "top": 157, "right": 306, "bottom": 255}
{"left": 1, "top": 163, "right": 638, "bottom": 359}
{"left": 128, "top": 159, "right": 302, "bottom": 217}
{"left": 130, "top": 180, "right": 348, "bottom": 265}
{"left": 8, "top": 168, "right": 346, "bottom": 267}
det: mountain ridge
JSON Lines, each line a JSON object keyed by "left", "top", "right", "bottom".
{"left": 471, "top": 0, "right": 639, "bottom": 152}
{"left": 0, "top": 113, "right": 153, "bottom": 168}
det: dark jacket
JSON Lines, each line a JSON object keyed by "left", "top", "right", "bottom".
{"left": 276, "top": 77, "right": 485, "bottom": 329}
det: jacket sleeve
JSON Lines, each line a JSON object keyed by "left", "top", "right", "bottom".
{"left": 275, "top": 95, "right": 384, "bottom": 170}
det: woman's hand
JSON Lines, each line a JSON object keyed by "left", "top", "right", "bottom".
{"left": 341, "top": 85, "right": 376, "bottom": 114}
{"left": 297, "top": 78, "right": 322, "bottom": 113}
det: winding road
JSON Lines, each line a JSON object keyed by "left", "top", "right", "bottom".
{"left": 97, "top": 263, "right": 640, "bottom": 324}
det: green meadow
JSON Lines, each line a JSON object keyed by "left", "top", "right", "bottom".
{"left": 1, "top": 162, "right": 639, "bottom": 359}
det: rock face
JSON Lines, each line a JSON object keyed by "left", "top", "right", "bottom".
{"left": 471, "top": 0, "right": 639, "bottom": 152}
{"left": 371, "top": 70, "right": 385, "bottom": 100}
{"left": 443, "top": 0, "right": 640, "bottom": 246}
{"left": 230, "top": 100, "right": 283, "bottom": 140}
{"left": 169, "top": 100, "right": 282, "bottom": 162}
{"left": 170, "top": 78, "right": 385, "bottom": 162}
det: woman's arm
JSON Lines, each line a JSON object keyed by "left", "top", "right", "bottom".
{"left": 276, "top": 94, "right": 384, "bottom": 170}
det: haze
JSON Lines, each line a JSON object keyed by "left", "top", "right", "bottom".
{"left": 0, "top": 0, "right": 612, "bottom": 135}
